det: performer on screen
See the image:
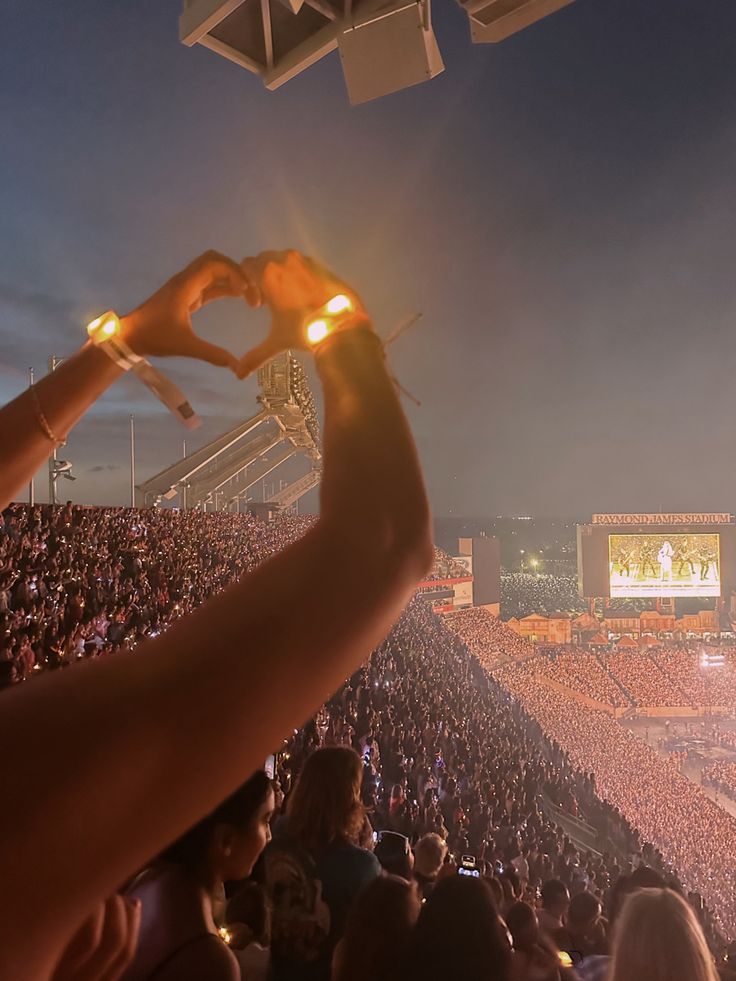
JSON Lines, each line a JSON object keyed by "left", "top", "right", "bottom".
{"left": 640, "top": 541, "right": 659, "bottom": 580}
{"left": 658, "top": 540, "right": 674, "bottom": 582}
{"left": 675, "top": 538, "right": 696, "bottom": 578}
{"left": 617, "top": 546, "right": 634, "bottom": 579}
{"left": 699, "top": 542, "right": 715, "bottom": 581}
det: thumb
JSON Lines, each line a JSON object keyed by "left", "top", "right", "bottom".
{"left": 179, "top": 333, "right": 239, "bottom": 371}
{"left": 236, "top": 337, "right": 281, "bottom": 379}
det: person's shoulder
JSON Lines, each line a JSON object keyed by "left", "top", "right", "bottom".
{"left": 338, "top": 843, "right": 381, "bottom": 876}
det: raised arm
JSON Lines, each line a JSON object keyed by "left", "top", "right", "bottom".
{"left": 0, "top": 251, "right": 254, "bottom": 511}
{"left": 0, "top": 252, "right": 432, "bottom": 979}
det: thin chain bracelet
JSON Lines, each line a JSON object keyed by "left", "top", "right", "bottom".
{"left": 30, "top": 385, "right": 67, "bottom": 448}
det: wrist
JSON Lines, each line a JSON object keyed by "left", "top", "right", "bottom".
{"left": 117, "top": 310, "right": 145, "bottom": 357}
{"left": 314, "top": 325, "right": 383, "bottom": 375}
{"left": 81, "top": 339, "right": 126, "bottom": 379}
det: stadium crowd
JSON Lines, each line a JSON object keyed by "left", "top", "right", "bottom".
{"left": 538, "top": 651, "right": 628, "bottom": 709}
{"left": 202, "top": 597, "right": 735, "bottom": 979}
{"left": 0, "top": 502, "right": 315, "bottom": 685}
{"left": 425, "top": 546, "right": 470, "bottom": 581}
{"left": 604, "top": 648, "right": 687, "bottom": 707}
{"left": 447, "top": 607, "right": 736, "bottom": 713}
{"left": 501, "top": 573, "right": 586, "bottom": 620}
{"left": 443, "top": 611, "right": 736, "bottom": 941}
{"left": 652, "top": 647, "right": 736, "bottom": 709}
{"left": 718, "top": 730, "right": 736, "bottom": 751}
{"left": 703, "top": 761, "right": 736, "bottom": 803}
{"left": 5, "top": 499, "right": 732, "bottom": 977}
{"left": 446, "top": 605, "right": 536, "bottom": 663}
{"left": 0, "top": 504, "right": 478, "bottom": 690}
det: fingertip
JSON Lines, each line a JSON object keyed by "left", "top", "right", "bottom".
{"left": 244, "top": 287, "right": 262, "bottom": 308}
{"left": 235, "top": 359, "right": 254, "bottom": 380}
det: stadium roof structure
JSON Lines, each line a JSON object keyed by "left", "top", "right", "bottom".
{"left": 180, "top": 0, "right": 575, "bottom": 104}
{"left": 136, "top": 351, "right": 321, "bottom": 511}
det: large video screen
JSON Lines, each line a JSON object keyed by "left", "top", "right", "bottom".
{"left": 609, "top": 533, "right": 721, "bottom": 597}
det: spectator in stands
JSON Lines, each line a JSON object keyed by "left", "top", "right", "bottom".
{"left": 413, "top": 832, "right": 449, "bottom": 899}
{"left": 375, "top": 831, "right": 414, "bottom": 880}
{"left": 553, "top": 891, "right": 608, "bottom": 964}
{"left": 538, "top": 880, "right": 571, "bottom": 935}
{"left": 608, "top": 888, "right": 719, "bottom": 981}
{"left": 332, "top": 875, "right": 420, "bottom": 981}
{"left": 505, "top": 900, "right": 576, "bottom": 981}
{"left": 122, "top": 770, "right": 274, "bottom": 980}
{"left": 0, "top": 250, "right": 432, "bottom": 979}
{"left": 265, "top": 746, "right": 381, "bottom": 980}
{"left": 406, "top": 876, "right": 512, "bottom": 981}
{"left": 0, "top": 660, "right": 18, "bottom": 691}
{"left": 501, "top": 572, "right": 586, "bottom": 620}
{"left": 224, "top": 882, "right": 271, "bottom": 981}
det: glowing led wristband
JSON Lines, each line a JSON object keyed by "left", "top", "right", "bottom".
{"left": 304, "top": 294, "right": 371, "bottom": 347}
{"left": 86, "top": 311, "right": 202, "bottom": 430}
{"left": 87, "top": 312, "right": 143, "bottom": 371}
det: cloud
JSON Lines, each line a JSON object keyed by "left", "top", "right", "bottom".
{"left": 87, "top": 464, "right": 121, "bottom": 473}
{"left": 0, "top": 283, "right": 75, "bottom": 322}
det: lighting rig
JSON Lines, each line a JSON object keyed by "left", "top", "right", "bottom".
{"left": 180, "top": 0, "right": 575, "bottom": 105}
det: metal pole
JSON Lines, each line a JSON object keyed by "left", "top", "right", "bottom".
{"left": 48, "top": 356, "right": 58, "bottom": 505}
{"left": 130, "top": 415, "right": 136, "bottom": 508}
{"left": 182, "top": 439, "right": 187, "bottom": 459}
{"left": 28, "top": 367, "right": 35, "bottom": 506}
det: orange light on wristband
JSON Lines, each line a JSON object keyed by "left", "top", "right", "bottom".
{"left": 306, "top": 319, "right": 330, "bottom": 344}
{"left": 87, "top": 312, "right": 121, "bottom": 339}
{"left": 325, "top": 294, "right": 352, "bottom": 315}
{"left": 305, "top": 294, "right": 359, "bottom": 346}
{"left": 84, "top": 310, "right": 202, "bottom": 429}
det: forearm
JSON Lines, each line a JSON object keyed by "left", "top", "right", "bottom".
{"left": 0, "top": 344, "right": 122, "bottom": 510}
{"left": 316, "top": 329, "right": 431, "bottom": 553}
{"left": 0, "top": 330, "right": 431, "bottom": 974}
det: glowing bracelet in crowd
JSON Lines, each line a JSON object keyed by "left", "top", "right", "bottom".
{"left": 304, "top": 294, "right": 371, "bottom": 347}
{"left": 86, "top": 311, "right": 201, "bottom": 429}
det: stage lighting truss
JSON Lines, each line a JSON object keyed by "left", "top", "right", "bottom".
{"left": 180, "top": 0, "right": 575, "bottom": 104}
{"left": 137, "top": 349, "right": 322, "bottom": 510}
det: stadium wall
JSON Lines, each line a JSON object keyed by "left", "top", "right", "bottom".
{"left": 631, "top": 705, "right": 731, "bottom": 718}
{"left": 460, "top": 536, "right": 500, "bottom": 605}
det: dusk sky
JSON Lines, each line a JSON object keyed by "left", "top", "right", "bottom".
{"left": 2, "top": 0, "right": 736, "bottom": 517}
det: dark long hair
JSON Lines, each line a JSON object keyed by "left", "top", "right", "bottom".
{"left": 334, "top": 875, "right": 419, "bottom": 981}
{"left": 159, "top": 770, "right": 271, "bottom": 871}
{"left": 407, "top": 876, "right": 512, "bottom": 981}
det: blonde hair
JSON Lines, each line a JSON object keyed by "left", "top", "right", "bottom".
{"left": 413, "top": 833, "right": 448, "bottom": 877}
{"left": 608, "top": 888, "right": 718, "bottom": 981}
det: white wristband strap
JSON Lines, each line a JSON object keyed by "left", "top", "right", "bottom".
{"left": 86, "top": 311, "right": 201, "bottom": 430}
